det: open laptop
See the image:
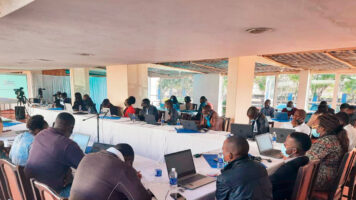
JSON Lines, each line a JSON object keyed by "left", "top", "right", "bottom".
{"left": 71, "top": 133, "right": 90, "bottom": 153}
{"left": 255, "top": 133, "right": 282, "bottom": 159}
{"left": 101, "top": 108, "right": 111, "bottom": 116}
{"left": 165, "top": 149, "right": 215, "bottom": 190}
{"left": 145, "top": 114, "right": 160, "bottom": 125}
{"left": 180, "top": 120, "right": 208, "bottom": 133}
{"left": 91, "top": 142, "right": 114, "bottom": 153}
{"left": 65, "top": 103, "right": 88, "bottom": 115}
{"left": 230, "top": 124, "right": 254, "bottom": 139}
{"left": 270, "top": 127, "right": 295, "bottom": 143}
{"left": 275, "top": 112, "right": 289, "bottom": 121}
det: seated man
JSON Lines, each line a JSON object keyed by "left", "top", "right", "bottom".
{"left": 61, "top": 92, "right": 72, "bottom": 106}
{"left": 339, "top": 103, "right": 350, "bottom": 113}
{"left": 164, "top": 100, "right": 178, "bottom": 125}
{"left": 261, "top": 99, "right": 275, "bottom": 118}
{"left": 247, "top": 106, "right": 269, "bottom": 136}
{"left": 281, "top": 101, "right": 297, "bottom": 117}
{"left": 25, "top": 113, "right": 84, "bottom": 197}
{"left": 216, "top": 136, "right": 272, "bottom": 200}
{"left": 282, "top": 109, "right": 310, "bottom": 135}
{"left": 9, "top": 115, "right": 48, "bottom": 166}
{"left": 139, "top": 98, "right": 159, "bottom": 121}
{"left": 100, "top": 99, "right": 121, "bottom": 116}
{"left": 199, "top": 105, "right": 220, "bottom": 130}
{"left": 69, "top": 143, "right": 151, "bottom": 200}
{"left": 269, "top": 132, "right": 311, "bottom": 200}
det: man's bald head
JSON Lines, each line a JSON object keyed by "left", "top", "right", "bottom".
{"left": 54, "top": 112, "right": 75, "bottom": 138}
{"left": 222, "top": 136, "right": 249, "bottom": 162}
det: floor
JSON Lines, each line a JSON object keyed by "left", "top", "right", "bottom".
{"left": 0, "top": 109, "right": 28, "bottom": 123}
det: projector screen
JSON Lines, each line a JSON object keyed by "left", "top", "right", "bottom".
{"left": 0, "top": 74, "right": 28, "bottom": 99}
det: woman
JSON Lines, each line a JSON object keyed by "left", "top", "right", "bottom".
{"left": 170, "top": 95, "right": 180, "bottom": 111}
{"left": 9, "top": 115, "right": 48, "bottom": 166}
{"left": 100, "top": 99, "right": 121, "bottom": 116}
{"left": 306, "top": 114, "right": 349, "bottom": 192}
{"left": 164, "top": 100, "right": 178, "bottom": 125}
{"left": 72, "top": 92, "right": 85, "bottom": 111}
{"left": 199, "top": 105, "right": 220, "bottom": 130}
{"left": 124, "top": 96, "right": 136, "bottom": 117}
{"left": 307, "top": 104, "right": 329, "bottom": 128}
{"left": 247, "top": 106, "right": 269, "bottom": 135}
{"left": 183, "top": 96, "right": 194, "bottom": 110}
{"left": 83, "top": 94, "right": 97, "bottom": 114}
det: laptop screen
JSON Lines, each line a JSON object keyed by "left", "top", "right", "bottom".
{"left": 165, "top": 149, "right": 196, "bottom": 178}
{"left": 71, "top": 133, "right": 90, "bottom": 153}
{"left": 255, "top": 133, "right": 273, "bottom": 153}
{"left": 230, "top": 124, "right": 252, "bottom": 138}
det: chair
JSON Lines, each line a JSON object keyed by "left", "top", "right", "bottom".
{"left": 311, "top": 148, "right": 356, "bottom": 200}
{"left": 17, "top": 166, "right": 35, "bottom": 200}
{"left": 192, "top": 104, "right": 198, "bottom": 111}
{"left": 222, "top": 117, "right": 231, "bottom": 132}
{"left": 0, "top": 167, "right": 9, "bottom": 200}
{"left": 291, "top": 160, "right": 320, "bottom": 200}
{"left": 30, "top": 179, "right": 67, "bottom": 200}
{"left": 180, "top": 113, "right": 192, "bottom": 120}
{"left": 0, "top": 159, "right": 25, "bottom": 200}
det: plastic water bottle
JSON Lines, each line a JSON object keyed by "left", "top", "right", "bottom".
{"left": 177, "top": 118, "right": 181, "bottom": 126}
{"left": 217, "top": 152, "right": 224, "bottom": 169}
{"left": 272, "top": 131, "right": 277, "bottom": 145}
{"left": 161, "top": 115, "right": 165, "bottom": 126}
{"left": 132, "top": 114, "right": 136, "bottom": 123}
{"left": 169, "top": 168, "right": 178, "bottom": 187}
{"left": 79, "top": 105, "right": 82, "bottom": 111}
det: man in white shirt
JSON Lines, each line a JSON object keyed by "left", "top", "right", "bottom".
{"left": 281, "top": 109, "right": 310, "bottom": 135}
{"left": 344, "top": 114, "right": 356, "bottom": 151}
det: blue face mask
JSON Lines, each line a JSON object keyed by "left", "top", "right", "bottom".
{"left": 281, "top": 144, "right": 289, "bottom": 158}
{"left": 286, "top": 107, "right": 292, "bottom": 111}
{"left": 205, "top": 116, "right": 211, "bottom": 127}
{"left": 311, "top": 129, "right": 320, "bottom": 138}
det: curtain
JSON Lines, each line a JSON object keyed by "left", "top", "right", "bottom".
{"left": 89, "top": 76, "right": 107, "bottom": 112}
{"left": 32, "top": 74, "right": 71, "bottom": 103}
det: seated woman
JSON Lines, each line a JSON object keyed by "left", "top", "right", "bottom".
{"left": 307, "top": 104, "right": 329, "bottom": 127}
{"left": 9, "top": 115, "right": 48, "bottom": 166}
{"left": 170, "top": 95, "right": 180, "bottom": 111}
{"left": 247, "top": 106, "right": 269, "bottom": 135}
{"left": 72, "top": 92, "right": 85, "bottom": 111}
{"left": 199, "top": 105, "right": 219, "bottom": 130}
{"left": 124, "top": 96, "right": 136, "bottom": 117}
{"left": 100, "top": 99, "right": 120, "bottom": 116}
{"left": 83, "top": 94, "right": 97, "bottom": 114}
{"left": 306, "top": 114, "right": 349, "bottom": 193}
{"left": 183, "top": 96, "right": 194, "bottom": 110}
{"left": 281, "top": 101, "right": 297, "bottom": 117}
{"left": 269, "top": 132, "right": 311, "bottom": 200}
{"left": 164, "top": 100, "right": 178, "bottom": 125}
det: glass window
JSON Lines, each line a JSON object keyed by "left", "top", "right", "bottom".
{"left": 337, "top": 74, "right": 356, "bottom": 109}
{"left": 275, "top": 74, "right": 299, "bottom": 110}
{"left": 252, "top": 76, "right": 275, "bottom": 109}
{"left": 307, "top": 74, "right": 335, "bottom": 111}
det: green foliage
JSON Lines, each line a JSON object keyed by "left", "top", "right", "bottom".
{"left": 310, "top": 74, "right": 335, "bottom": 101}
{"left": 340, "top": 74, "right": 356, "bottom": 102}
{"left": 255, "top": 76, "right": 267, "bottom": 91}
{"left": 158, "top": 77, "right": 193, "bottom": 102}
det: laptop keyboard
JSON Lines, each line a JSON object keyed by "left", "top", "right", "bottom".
{"left": 180, "top": 174, "right": 205, "bottom": 185}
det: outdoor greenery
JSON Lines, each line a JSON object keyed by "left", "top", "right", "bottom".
{"left": 339, "top": 74, "right": 356, "bottom": 103}
{"left": 310, "top": 74, "right": 335, "bottom": 101}
{"left": 158, "top": 77, "right": 193, "bottom": 102}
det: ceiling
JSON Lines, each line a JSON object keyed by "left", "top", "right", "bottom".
{"left": 1, "top": 0, "right": 356, "bottom": 70}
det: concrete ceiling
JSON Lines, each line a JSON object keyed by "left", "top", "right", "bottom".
{"left": 1, "top": 0, "right": 356, "bottom": 70}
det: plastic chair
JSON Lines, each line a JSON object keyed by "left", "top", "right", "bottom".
{"left": 291, "top": 160, "right": 320, "bottom": 200}
{"left": 0, "top": 159, "right": 25, "bottom": 200}
{"left": 30, "top": 179, "right": 67, "bottom": 200}
{"left": 17, "top": 166, "right": 35, "bottom": 200}
{"left": 0, "top": 167, "right": 10, "bottom": 200}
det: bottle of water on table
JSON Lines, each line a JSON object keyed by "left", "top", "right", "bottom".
{"left": 272, "top": 131, "right": 277, "bottom": 146}
{"left": 217, "top": 152, "right": 224, "bottom": 169}
{"left": 161, "top": 114, "right": 165, "bottom": 126}
{"left": 169, "top": 168, "right": 178, "bottom": 188}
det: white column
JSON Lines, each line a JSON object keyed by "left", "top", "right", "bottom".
{"left": 296, "top": 70, "right": 311, "bottom": 110}
{"left": 272, "top": 74, "right": 279, "bottom": 108}
{"left": 70, "top": 68, "right": 90, "bottom": 103}
{"left": 23, "top": 70, "right": 43, "bottom": 98}
{"left": 332, "top": 73, "right": 341, "bottom": 110}
{"left": 193, "top": 74, "right": 222, "bottom": 114}
{"left": 226, "top": 56, "right": 255, "bottom": 123}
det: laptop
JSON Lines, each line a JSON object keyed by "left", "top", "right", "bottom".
{"left": 91, "top": 142, "right": 114, "bottom": 153}
{"left": 71, "top": 133, "right": 91, "bottom": 153}
{"left": 255, "top": 133, "right": 282, "bottom": 159}
{"left": 275, "top": 112, "right": 289, "bottom": 121}
{"left": 230, "top": 124, "right": 254, "bottom": 139}
{"left": 145, "top": 114, "right": 160, "bottom": 125}
{"left": 270, "top": 127, "right": 295, "bottom": 143}
{"left": 65, "top": 103, "right": 88, "bottom": 115}
{"left": 165, "top": 149, "right": 215, "bottom": 190}
{"left": 180, "top": 120, "right": 208, "bottom": 133}
{"left": 101, "top": 108, "right": 111, "bottom": 116}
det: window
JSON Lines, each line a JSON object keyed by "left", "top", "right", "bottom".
{"left": 252, "top": 76, "right": 275, "bottom": 109}
{"left": 337, "top": 74, "right": 356, "bottom": 108}
{"left": 307, "top": 74, "right": 335, "bottom": 111}
{"left": 275, "top": 74, "right": 299, "bottom": 110}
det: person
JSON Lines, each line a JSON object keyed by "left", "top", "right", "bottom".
{"left": 199, "top": 105, "right": 220, "bottom": 130}
{"left": 261, "top": 99, "right": 275, "bottom": 118}
{"left": 25, "top": 113, "right": 84, "bottom": 197}
{"left": 320, "top": 101, "right": 335, "bottom": 114}
{"left": 335, "top": 112, "right": 349, "bottom": 127}
{"left": 61, "top": 92, "right": 72, "bottom": 104}
{"left": 344, "top": 114, "right": 356, "bottom": 151}
{"left": 124, "top": 96, "right": 136, "bottom": 117}
{"left": 339, "top": 103, "right": 350, "bottom": 113}
{"left": 83, "top": 94, "right": 97, "bottom": 113}
{"left": 307, "top": 104, "right": 329, "bottom": 127}
{"left": 183, "top": 96, "right": 194, "bottom": 110}
{"left": 55, "top": 92, "right": 71, "bottom": 109}
{"left": 69, "top": 143, "right": 151, "bottom": 200}
{"left": 164, "top": 100, "right": 178, "bottom": 125}
{"left": 100, "top": 99, "right": 120, "bottom": 116}
{"left": 216, "top": 136, "right": 272, "bottom": 200}
{"left": 139, "top": 98, "right": 159, "bottom": 121}
{"left": 346, "top": 105, "right": 356, "bottom": 116}
{"left": 9, "top": 115, "right": 48, "bottom": 166}
{"left": 283, "top": 109, "right": 311, "bottom": 135}
{"left": 170, "top": 95, "right": 180, "bottom": 110}
{"left": 247, "top": 106, "right": 269, "bottom": 136}
{"left": 306, "top": 114, "right": 349, "bottom": 192}
{"left": 53, "top": 92, "right": 62, "bottom": 108}
{"left": 281, "top": 101, "right": 297, "bottom": 117}
{"left": 269, "top": 132, "right": 311, "bottom": 200}
{"left": 0, "top": 118, "right": 3, "bottom": 133}
{"left": 72, "top": 92, "right": 85, "bottom": 111}
{"left": 196, "top": 96, "right": 213, "bottom": 120}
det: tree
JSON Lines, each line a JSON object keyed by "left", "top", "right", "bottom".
{"left": 310, "top": 74, "right": 335, "bottom": 101}
{"left": 340, "top": 75, "right": 356, "bottom": 103}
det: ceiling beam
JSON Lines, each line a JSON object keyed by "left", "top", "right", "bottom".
{"left": 262, "top": 47, "right": 356, "bottom": 56}
{"left": 190, "top": 62, "right": 226, "bottom": 73}
{"left": 255, "top": 56, "right": 303, "bottom": 70}
{"left": 150, "top": 63, "right": 204, "bottom": 74}
{"left": 323, "top": 52, "right": 356, "bottom": 69}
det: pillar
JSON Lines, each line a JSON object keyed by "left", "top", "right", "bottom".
{"left": 23, "top": 70, "right": 43, "bottom": 98}
{"left": 225, "top": 56, "right": 256, "bottom": 123}
{"left": 296, "top": 70, "right": 311, "bottom": 110}
{"left": 106, "top": 64, "right": 148, "bottom": 107}
{"left": 331, "top": 73, "right": 341, "bottom": 110}
{"left": 70, "top": 68, "right": 90, "bottom": 103}
{"left": 272, "top": 74, "right": 279, "bottom": 108}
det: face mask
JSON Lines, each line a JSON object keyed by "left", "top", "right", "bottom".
{"left": 281, "top": 144, "right": 289, "bottom": 158}
{"left": 286, "top": 107, "right": 292, "bottom": 111}
{"left": 311, "top": 129, "right": 320, "bottom": 138}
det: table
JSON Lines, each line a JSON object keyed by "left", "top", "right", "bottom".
{"left": 1, "top": 121, "right": 28, "bottom": 147}
{"left": 28, "top": 107, "right": 227, "bottom": 162}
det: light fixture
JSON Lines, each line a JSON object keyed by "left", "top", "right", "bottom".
{"left": 245, "top": 27, "right": 274, "bottom": 34}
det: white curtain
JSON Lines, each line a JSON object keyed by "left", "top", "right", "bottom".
{"left": 32, "top": 74, "right": 71, "bottom": 103}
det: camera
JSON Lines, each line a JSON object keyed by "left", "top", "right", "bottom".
{"left": 14, "top": 87, "right": 26, "bottom": 105}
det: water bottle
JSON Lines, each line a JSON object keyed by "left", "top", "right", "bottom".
{"left": 169, "top": 168, "right": 178, "bottom": 187}
{"left": 161, "top": 115, "right": 165, "bottom": 126}
{"left": 272, "top": 131, "right": 277, "bottom": 145}
{"left": 132, "top": 114, "right": 136, "bottom": 123}
{"left": 217, "top": 152, "right": 224, "bottom": 169}
{"left": 79, "top": 105, "right": 82, "bottom": 111}
{"left": 177, "top": 118, "right": 181, "bottom": 126}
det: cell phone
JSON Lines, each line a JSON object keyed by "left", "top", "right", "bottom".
{"left": 170, "top": 193, "right": 186, "bottom": 200}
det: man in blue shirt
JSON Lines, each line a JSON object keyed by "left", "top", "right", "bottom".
{"left": 261, "top": 99, "right": 275, "bottom": 118}
{"left": 9, "top": 115, "right": 48, "bottom": 166}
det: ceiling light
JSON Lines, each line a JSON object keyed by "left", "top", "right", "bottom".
{"left": 245, "top": 27, "right": 274, "bottom": 34}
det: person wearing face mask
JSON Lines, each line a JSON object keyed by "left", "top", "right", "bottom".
{"left": 261, "top": 99, "right": 275, "bottom": 118}
{"left": 269, "top": 132, "right": 311, "bottom": 200}
{"left": 216, "top": 136, "right": 272, "bottom": 200}
{"left": 281, "top": 101, "right": 297, "bottom": 117}
{"left": 284, "top": 109, "right": 311, "bottom": 135}
{"left": 307, "top": 104, "right": 329, "bottom": 127}
{"left": 199, "top": 105, "right": 221, "bottom": 131}
{"left": 247, "top": 106, "right": 269, "bottom": 136}
{"left": 306, "top": 114, "right": 349, "bottom": 193}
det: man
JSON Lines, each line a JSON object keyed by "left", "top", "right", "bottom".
{"left": 25, "top": 113, "right": 84, "bottom": 197}
{"left": 339, "top": 103, "right": 350, "bottom": 113}
{"left": 139, "top": 98, "right": 159, "bottom": 121}
{"left": 216, "top": 136, "right": 272, "bottom": 200}
{"left": 261, "top": 99, "right": 275, "bottom": 118}
{"left": 69, "top": 144, "right": 151, "bottom": 200}
{"left": 195, "top": 96, "right": 213, "bottom": 120}
{"left": 282, "top": 109, "right": 310, "bottom": 135}
{"left": 281, "top": 101, "right": 297, "bottom": 117}
{"left": 342, "top": 113, "right": 356, "bottom": 151}
{"left": 247, "top": 106, "right": 269, "bottom": 136}
{"left": 199, "top": 105, "right": 220, "bottom": 130}
{"left": 269, "top": 132, "right": 311, "bottom": 200}
{"left": 320, "top": 101, "right": 335, "bottom": 114}
{"left": 346, "top": 105, "right": 356, "bottom": 116}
